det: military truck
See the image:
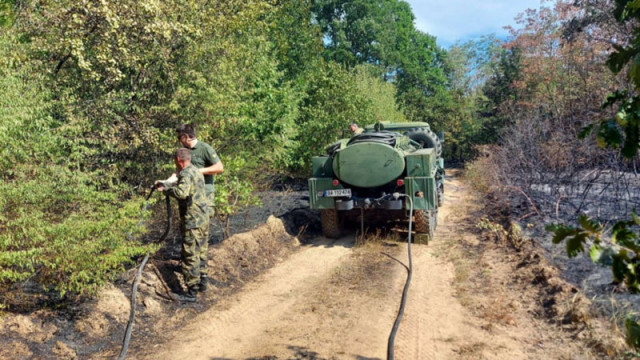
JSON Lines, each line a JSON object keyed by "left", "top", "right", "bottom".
{"left": 308, "top": 122, "right": 444, "bottom": 241}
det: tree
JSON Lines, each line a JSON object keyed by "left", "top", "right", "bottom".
{"left": 0, "top": 32, "right": 153, "bottom": 300}
{"left": 479, "top": 45, "right": 523, "bottom": 144}
{"left": 549, "top": 0, "right": 640, "bottom": 294}
{"left": 311, "top": 0, "right": 452, "bottom": 136}
{"left": 284, "top": 60, "right": 375, "bottom": 172}
{"left": 311, "top": 0, "right": 414, "bottom": 71}
{"left": 353, "top": 63, "right": 406, "bottom": 124}
{"left": 395, "top": 30, "right": 455, "bottom": 155}
{"left": 268, "top": 0, "right": 324, "bottom": 80}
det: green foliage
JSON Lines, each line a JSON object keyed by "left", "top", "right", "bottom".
{"left": 582, "top": 0, "right": 640, "bottom": 159}
{"left": 214, "top": 156, "right": 262, "bottom": 220}
{"left": 626, "top": 316, "right": 640, "bottom": 350}
{"left": 546, "top": 215, "right": 603, "bottom": 258}
{"left": 267, "top": 0, "right": 324, "bottom": 80}
{"left": 0, "top": 0, "right": 15, "bottom": 27}
{"left": 395, "top": 31, "right": 451, "bottom": 127}
{"left": 479, "top": 46, "right": 523, "bottom": 143}
{"left": 284, "top": 61, "right": 374, "bottom": 172}
{"left": 546, "top": 213, "right": 640, "bottom": 293}
{"left": 311, "top": 0, "right": 414, "bottom": 70}
{"left": 352, "top": 64, "right": 406, "bottom": 124}
{"left": 0, "top": 34, "right": 153, "bottom": 299}
{"left": 438, "top": 37, "right": 508, "bottom": 160}
{"left": 0, "top": 168, "right": 156, "bottom": 297}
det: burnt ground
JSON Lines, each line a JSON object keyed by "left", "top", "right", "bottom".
{"left": 500, "top": 174, "right": 640, "bottom": 338}
{"left": 0, "top": 187, "right": 315, "bottom": 360}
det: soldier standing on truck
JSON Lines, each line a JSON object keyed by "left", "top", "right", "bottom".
{"left": 155, "top": 148, "right": 209, "bottom": 303}
{"left": 175, "top": 123, "right": 224, "bottom": 291}
{"left": 349, "top": 123, "right": 364, "bottom": 135}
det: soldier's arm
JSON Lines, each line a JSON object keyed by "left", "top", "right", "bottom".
{"left": 200, "top": 161, "right": 223, "bottom": 176}
{"left": 165, "top": 173, "right": 192, "bottom": 200}
{"left": 199, "top": 147, "right": 223, "bottom": 175}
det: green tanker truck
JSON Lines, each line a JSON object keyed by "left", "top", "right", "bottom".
{"left": 308, "top": 122, "right": 444, "bottom": 242}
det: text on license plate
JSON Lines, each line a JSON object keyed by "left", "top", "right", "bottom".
{"left": 321, "top": 189, "right": 352, "bottom": 197}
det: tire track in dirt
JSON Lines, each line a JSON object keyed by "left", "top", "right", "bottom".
{"left": 143, "top": 239, "right": 354, "bottom": 360}
{"left": 391, "top": 216, "right": 460, "bottom": 360}
{"left": 141, "top": 172, "right": 553, "bottom": 359}
{"left": 390, "top": 175, "right": 531, "bottom": 360}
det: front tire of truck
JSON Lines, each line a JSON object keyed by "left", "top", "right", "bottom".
{"left": 414, "top": 209, "right": 436, "bottom": 244}
{"left": 321, "top": 209, "right": 343, "bottom": 239}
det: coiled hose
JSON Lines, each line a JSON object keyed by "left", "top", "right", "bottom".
{"left": 347, "top": 131, "right": 398, "bottom": 146}
{"left": 118, "top": 190, "right": 171, "bottom": 360}
{"left": 387, "top": 194, "right": 414, "bottom": 360}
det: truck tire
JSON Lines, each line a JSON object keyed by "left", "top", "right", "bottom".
{"left": 414, "top": 209, "right": 436, "bottom": 244}
{"left": 437, "top": 182, "right": 444, "bottom": 207}
{"left": 321, "top": 209, "right": 342, "bottom": 239}
{"left": 405, "top": 128, "right": 442, "bottom": 157}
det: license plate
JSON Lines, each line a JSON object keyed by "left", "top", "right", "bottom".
{"left": 322, "top": 189, "right": 352, "bottom": 197}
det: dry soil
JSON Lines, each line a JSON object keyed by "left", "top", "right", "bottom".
{"left": 133, "top": 171, "right": 624, "bottom": 359}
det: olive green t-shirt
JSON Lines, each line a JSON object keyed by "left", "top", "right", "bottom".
{"left": 189, "top": 141, "right": 220, "bottom": 195}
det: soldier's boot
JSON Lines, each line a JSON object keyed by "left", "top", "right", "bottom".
{"left": 198, "top": 275, "right": 208, "bottom": 292}
{"left": 173, "top": 286, "right": 197, "bottom": 303}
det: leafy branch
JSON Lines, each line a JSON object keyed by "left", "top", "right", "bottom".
{"left": 546, "top": 213, "right": 640, "bottom": 292}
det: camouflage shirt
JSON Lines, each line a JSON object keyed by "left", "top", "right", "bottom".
{"left": 165, "top": 164, "right": 209, "bottom": 230}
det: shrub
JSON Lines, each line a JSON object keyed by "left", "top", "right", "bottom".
{"left": 0, "top": 34, "right": 154, "bottom": 303}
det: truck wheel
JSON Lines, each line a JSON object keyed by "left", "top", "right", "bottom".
{"left": 405, "top": 128, "right": 442, "bottom": 157}
{"left": 437, "top": 184, "right": 444, "bottom": 207}
{"left": 414, "top": 209, "right": 435, "bottom": 244}
{"left": 321, "top": 209, "right": 342, "bottom": 239}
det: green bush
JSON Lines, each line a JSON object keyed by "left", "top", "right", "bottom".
{"left": 0, "top": 167, "right": 156, "bottom": 297}
{"left": 284, "top": 61, "right": 375, "bottom": 172}
{"left": 0, "top": 34, "right": 154, "bottom": 300}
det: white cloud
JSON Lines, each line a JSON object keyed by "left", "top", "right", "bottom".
{"left": 404, "top": 0, "right": 543, "bottom": 46}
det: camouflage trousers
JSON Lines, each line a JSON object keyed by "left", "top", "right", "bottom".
{"left": 181, "top": 225, "right": 209, "bottom": 288}
{"left": 206, "top": 192, "right": 215, "bottom": 219}
{"left": 179, "top": 192, "right": 214, "bottom": 288}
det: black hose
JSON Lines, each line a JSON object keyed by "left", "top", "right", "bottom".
{"left": 118, "top": 191, "right": 172, "bottom": 360}
{"left": 387, "top": 195, "right": 414, "bottom": 360}
{"left": 118, "top": 253, "right": 149, "bottom": 360}
{"left": 347, "top": 131, "right": 398, "bottom": 146}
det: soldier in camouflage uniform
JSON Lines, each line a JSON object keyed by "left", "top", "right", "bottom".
{"left": 176, "top": 124, "right": 223, "bottom": 292}
{"left": 156, "top": 148, "right": 209, "bottom": 302}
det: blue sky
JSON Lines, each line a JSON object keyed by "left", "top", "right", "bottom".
{"left": 404, "top": 0, "right": 543, "bottom": 47}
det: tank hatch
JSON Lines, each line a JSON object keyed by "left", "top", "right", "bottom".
{"left": 332, "top": 142, "right": 405, "bottom": 188}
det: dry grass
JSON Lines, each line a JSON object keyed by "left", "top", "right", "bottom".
{"left": 329, "top": 230, "right": 401, "bottom": 298}
{"left": 463, "top": 146, "right": 503, "bottom": 196}
{"left": 455, "top": 342, "right": 487, "bottom": 359}
{"left": 446, "top": 172, "right": 629, "bottom": 358}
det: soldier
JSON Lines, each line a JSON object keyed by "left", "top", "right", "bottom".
{"left": 155, "top": 148, "right": 209, "bottom": 303}
{"left": 349, "top": 123, "right": 363, "bottom": 135}
{"left": 175, "top": 124, "right": 224, "bottom": 291}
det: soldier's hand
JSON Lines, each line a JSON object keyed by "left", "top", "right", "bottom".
{"left": 154, "top": 180, "right": 165, "bottom": 192}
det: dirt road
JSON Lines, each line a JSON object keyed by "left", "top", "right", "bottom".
{"left": 138, "top": 172, "right": 607, "bottom": 359}
{"left": 0, "top": 172, "right": 624, "bottom": 359}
